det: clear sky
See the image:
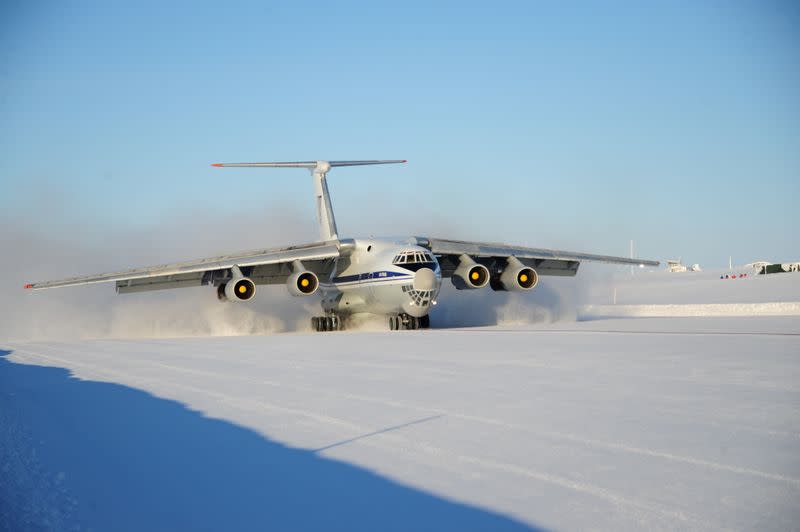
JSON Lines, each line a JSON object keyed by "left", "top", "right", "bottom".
{"left": 1, "top": 0, "right": 798, "bottom": 268}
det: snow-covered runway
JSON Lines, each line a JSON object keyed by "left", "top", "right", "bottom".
{"left": 2, "top": 317, "right": 799, "bottom": 531}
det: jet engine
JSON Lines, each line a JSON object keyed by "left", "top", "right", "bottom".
{"left": 451, "top": 254, "right": 490, "bottom": 290}
{"left": 287, "top": 269, "right": 319, "bottom": 296}
{"left": 218, "top": 267, "right": 256, "bottom": 302}
{"left": 491, "top": 256, "right": 538, "bottom": 292}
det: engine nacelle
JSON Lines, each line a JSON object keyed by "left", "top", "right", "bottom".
{"left": 491, "top": 257, "right": 538, "bottom": 292}
{"left": 451, "top": 254, "right": 490, "bottom": 290}
{"left": 287, "top": 269, "right": 319, "bottom": 297}
{"left": 218, "top": 270, "right": 256, "bottom": 302}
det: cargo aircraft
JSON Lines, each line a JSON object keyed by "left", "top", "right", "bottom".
{"left": 26, "top": 160, "right": 659, "bottom": 331}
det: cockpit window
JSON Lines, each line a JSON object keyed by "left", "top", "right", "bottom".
{"left": 393, "top": 250, "right": 437, "bottom": 272}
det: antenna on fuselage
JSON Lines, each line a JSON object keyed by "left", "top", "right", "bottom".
{"left": 211, "top": 160, "right": 406, "bottom": 241}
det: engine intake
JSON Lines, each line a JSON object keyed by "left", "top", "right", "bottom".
{"left": 451, "top": 254, "right": 490, "bottom": 290}
{"left": 287, "top": 265, "right": 319, "bottom": 297}
{"left": 218, "top": 267, "right": 256, "bottom": 302}
{"left": 491, "top": 257, "right": 538, "bottom": 292}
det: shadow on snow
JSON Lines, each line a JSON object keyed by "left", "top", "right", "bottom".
{"left": 0, "top": 350, "right": 539, "bottom": 532}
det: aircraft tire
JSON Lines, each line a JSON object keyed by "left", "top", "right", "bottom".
{"left": 420, "top": 315, "right": 430, "bottom": 329}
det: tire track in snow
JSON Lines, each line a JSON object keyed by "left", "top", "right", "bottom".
{"left": 453, "top": 454, "right": 712, "bottom": 529}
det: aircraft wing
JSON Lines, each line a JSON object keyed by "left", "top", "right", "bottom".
{"left": 417, "top": 237, "right": 659, "bottom": 277}
{"left": 24, "top": 241, "right": 341, "bottom": 294}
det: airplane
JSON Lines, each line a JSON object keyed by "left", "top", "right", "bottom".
{"left": 25, "top": 160, "right": 659, "bottom": 331}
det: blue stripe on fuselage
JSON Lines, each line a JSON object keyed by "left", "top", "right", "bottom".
{"left": 331, "top": 270, "right": 412, "bottom": 284}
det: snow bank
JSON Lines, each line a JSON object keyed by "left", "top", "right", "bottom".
{"left": 584, "top": 268, "right": 800, "bottom": 306}
{"left": 580, "top": 301, "right": 800, "bottom": 318}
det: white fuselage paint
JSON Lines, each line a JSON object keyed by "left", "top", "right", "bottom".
{"left": 318, "top": 237, "right": 442, "bottom": 318}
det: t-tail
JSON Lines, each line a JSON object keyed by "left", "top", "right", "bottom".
{"left": 211, "top": 160, "right": 406, "bottom": 241}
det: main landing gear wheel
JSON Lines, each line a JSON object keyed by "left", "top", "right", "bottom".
{"left": 312, "top": 315, "right": 342, "bottom": 332}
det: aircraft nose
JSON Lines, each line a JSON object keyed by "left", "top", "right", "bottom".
{"left": 413, "top": 267, "right": 437, "bottom": 291}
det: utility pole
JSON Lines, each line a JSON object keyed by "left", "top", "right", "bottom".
{"left": 630, "top": 240, "right": 634, "bottom": 276}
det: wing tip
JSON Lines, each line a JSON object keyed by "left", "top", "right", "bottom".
{"left": 210, "top": 163, "right": 223, "bottom": 167}
{"left": 23, "top": 283, "right": 34, "bottom": 289}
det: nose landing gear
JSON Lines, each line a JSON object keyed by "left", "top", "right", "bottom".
{"left": 389, "top": 314, "right": 430, "bottom": 331}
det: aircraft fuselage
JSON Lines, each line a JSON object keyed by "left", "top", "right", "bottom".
{"left": 319, "top": 238, "right": 442, "bottom": 318}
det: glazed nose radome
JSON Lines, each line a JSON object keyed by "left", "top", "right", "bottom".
{"left": 413, "top": 267, "right": 437, "bottom": 291}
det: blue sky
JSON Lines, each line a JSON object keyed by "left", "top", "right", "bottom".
{"left": 1, "top": 1, "right": 798, "bottom": 267}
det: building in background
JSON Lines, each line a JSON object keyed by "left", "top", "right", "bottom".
{"left": 746, "top": 261, "right": 800, "bottom": 275}
{"left": 667, "top": 259, "right": 702, "bottom": 273}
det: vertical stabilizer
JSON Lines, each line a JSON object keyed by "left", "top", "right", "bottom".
{"left": 311, "top": 161, "right": 338, "bottom": 241}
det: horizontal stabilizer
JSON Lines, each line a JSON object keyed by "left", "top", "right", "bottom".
{"left": 211, "top": 160, "right": 406, "bottom": 168}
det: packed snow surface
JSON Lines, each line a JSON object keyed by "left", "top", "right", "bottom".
{"left": 2, "top": 316, "right": 799, "bottom": 531}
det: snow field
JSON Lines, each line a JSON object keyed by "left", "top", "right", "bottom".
{"left": 3, "top": 316, "right": 799, "bottom": 531}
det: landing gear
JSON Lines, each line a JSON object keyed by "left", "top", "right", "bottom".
{"left": 388, "top": 314, "right": 431, "bottom": 331}
{"left": 311, "top": 315, "right": 342, "bottom": 332}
